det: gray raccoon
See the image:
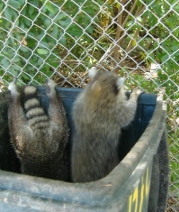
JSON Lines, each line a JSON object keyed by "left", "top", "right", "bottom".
{"left": 71, "top": 67, "right": 142, "bottom": 183}
{"left": 8, "top": 78, "right": 69, "bottom": 181}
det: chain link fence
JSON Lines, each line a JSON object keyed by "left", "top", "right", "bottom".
{"left": 0, "top": 0, "right": 179, "bottom": 211}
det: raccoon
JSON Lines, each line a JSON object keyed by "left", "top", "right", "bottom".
{"left": 71, "top": 67, "right": 142, "bottom": 182}
{"left": 8, "top": 78, "right": 69, "bottom": 181}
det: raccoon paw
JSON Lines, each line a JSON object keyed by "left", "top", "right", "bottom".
{"left": 45, "top": 78, "right": 57, "bottom": 96}
{"left": 8, "top": 77, "right": 19, "bottom": 97}
{"left": 130, "top": 88, "right": 144, "bottom": 99}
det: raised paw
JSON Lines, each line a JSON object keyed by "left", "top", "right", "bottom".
{"left": 45, "top": 78, "right": 57, "bottom": 96}
{"left": 130, "top": 88, "right": 143, "bottom": 99}
{"left": 8, "top": 77, "right": 19, "bottom": 97}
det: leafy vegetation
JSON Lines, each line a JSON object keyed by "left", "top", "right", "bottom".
{"left": 0, "top": 0, "right": 179, "bottom": 193}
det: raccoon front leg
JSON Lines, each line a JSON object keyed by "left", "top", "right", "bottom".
{"left": 8, "top": 78, "right": 32, "bottom": 159}
{"left": 45, "top": 79, "right": 70, "bottom": 181}
{"left": 119, "top": 89, "right": 143, "bottom": 128}
{"left": 45, "top": 79, "right": 69, "bottom": 141}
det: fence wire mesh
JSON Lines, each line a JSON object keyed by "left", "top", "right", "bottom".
{"left": 0, "top": 0, "right": 179, "bottom": 211}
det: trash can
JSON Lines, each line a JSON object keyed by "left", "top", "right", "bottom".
{"left": 0, "top": 87, "right": 169, "bottom": 212}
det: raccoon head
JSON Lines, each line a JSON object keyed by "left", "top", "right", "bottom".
{"left": 88, "top": 67, "right": 126, "bottom": 99}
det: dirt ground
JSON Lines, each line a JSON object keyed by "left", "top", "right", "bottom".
{"left": 166, "top": 195, "right": 179, "bottom": 212}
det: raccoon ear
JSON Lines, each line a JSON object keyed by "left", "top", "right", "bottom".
{"left": 8, "top": 77, "right": 19, "bottom": 96}
{"left": 88, "top": 67, "right": 98, "bottom": 79}
{"left": 116, "top": 77, "right": 125, "bottom": 89}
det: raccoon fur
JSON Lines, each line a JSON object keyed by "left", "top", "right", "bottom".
{"left": 71, "top": 67, "right": 142, "bottom": 182}
{"left": 8, "top": 78, "right": 69, "bottom": 181}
